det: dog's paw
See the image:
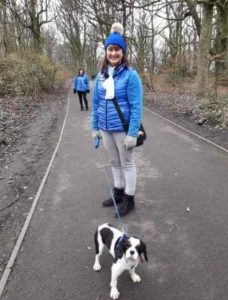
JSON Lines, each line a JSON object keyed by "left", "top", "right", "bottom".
{"left": 93, "top": 262, "right": 101, "bottom": 271}
{"left": 131, "top": 273, "right": 141, "bottom": 283}
{"left": 110, "top": 287, "right": 120, "bottom": 299}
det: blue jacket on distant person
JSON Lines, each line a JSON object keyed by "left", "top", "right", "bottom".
{"left": 92, "top": 64, "right": 142, "bottom": 137}
{"left": 74, "top": 74, "right": 89, "bottom": 92}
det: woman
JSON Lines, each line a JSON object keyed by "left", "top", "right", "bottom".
{"left": 92, "top": 23, "right": 143, "bottom": 217}
{"left": 73, "top": 68, "right": 90, "bottom": 110}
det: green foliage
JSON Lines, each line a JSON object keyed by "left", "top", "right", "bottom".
{"left": 0, "top": 51, "right": 57, "bottom": 96}
{"left": 206, "top": 111, "right": 222, "bottom": 125}
{"left": 199, "top": 94, "right": 228, "bottom": 126}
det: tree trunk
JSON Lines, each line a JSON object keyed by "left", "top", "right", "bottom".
{"left": 185, "top": 0, "right": 201, "bottom": 37}
{"left": 196, "top": 3, "right": 213, "bottom": 97}
{"left": 30, "top": 0, "right": 42, "bottom": 52}
{"left": 214, "top": 2, "right": 228, "bottom": 76}
{"left": 2, "top": 0, "right": 8, "bottom": 55}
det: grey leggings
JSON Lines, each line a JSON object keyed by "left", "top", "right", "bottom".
{"left": 101, "top": 130, "right": 136, "bottom": 196}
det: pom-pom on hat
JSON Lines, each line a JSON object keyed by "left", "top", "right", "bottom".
{"left": 104, "top": 23, "right": 126, "bottom": 53}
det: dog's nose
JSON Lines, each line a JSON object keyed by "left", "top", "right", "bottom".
{"left": 130, "top": 250, "right": 135, "bottom": 255}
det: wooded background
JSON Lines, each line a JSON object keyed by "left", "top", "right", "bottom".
{"left": 0, "top": 0, "right": 228, "bottom": 97}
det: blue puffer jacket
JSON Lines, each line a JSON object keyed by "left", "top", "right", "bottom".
{"left": 73, "top": 74, "right": 89, "bottom": 92}
{"left": 92, "top": 64, "right": 143, "bottom": 137}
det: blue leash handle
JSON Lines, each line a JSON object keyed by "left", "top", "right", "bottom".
{"left": 93, "top": 137, "right": 100, "bottom": 149}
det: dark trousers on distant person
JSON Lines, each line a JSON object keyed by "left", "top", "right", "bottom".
{"left": 77, "top": 91, "right": 88, "bottom": 110}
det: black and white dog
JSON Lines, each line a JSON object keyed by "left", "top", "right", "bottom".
{"left": 93, "top": 223, "right": 148, "bottom": 299}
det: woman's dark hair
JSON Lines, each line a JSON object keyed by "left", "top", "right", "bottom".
{"left": 101, "top": 53, "right": 129, "bottom": 74}
{"left": 78, "top": 68, "right": 84, "bottom": 75}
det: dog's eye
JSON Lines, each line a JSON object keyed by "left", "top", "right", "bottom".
{"left": 136, "top": 245, "right": 142, "bottom": 254}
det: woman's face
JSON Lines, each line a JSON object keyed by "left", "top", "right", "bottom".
{"left": 79, "top": 69, "right": 84, "bottom": 75}
{"left": 106, "top": 45, "right": 123, "bottom": 67}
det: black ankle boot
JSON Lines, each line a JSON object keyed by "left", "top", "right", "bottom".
{"left": 102, "top": 188, "right": 124, "bottom": 207}
{"left": 115, "top": 194, "right": 135, "bottom": 217}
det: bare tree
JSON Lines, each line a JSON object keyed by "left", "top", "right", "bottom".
{"left": 185, "top": 0, "right": 201, "bottom": 36}
{"left": 213, "top": 1, "right": 228, "bottom": 78}
{"left": 196, "top": 1, "right": 213, "bottom": 96}
{"left": 42, "top": 27, "right": 58, "bottom": 60}
{"left": 0, "top": 0, "right": 55, "bottom": 52}
{"left": 0, "top": 0, "right": 8, "bottom": 54}
{"left": 57, "top": 0, "right": 88, "bottom": 68}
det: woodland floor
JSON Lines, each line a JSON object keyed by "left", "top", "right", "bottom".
{"left": 144, "top": 90, "right": 228, "bottom": 150}
{"left": 0, "top": 83, "right": 68, "bottom": 278}
{"left": 0, "top": 81, "right": 227, "bottom": 278}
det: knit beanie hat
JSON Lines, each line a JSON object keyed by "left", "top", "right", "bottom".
{"left": 104, "top": 23, "right": 126, "bottom": 53}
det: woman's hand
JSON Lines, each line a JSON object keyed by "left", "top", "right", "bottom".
{"left": 124, "top": 135, "right": 137, "bottom": 149}
{"left": 92, "top": 130, "right": 102, "bottom": 139}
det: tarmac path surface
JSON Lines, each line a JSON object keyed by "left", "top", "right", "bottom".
{"left": 1, "top": 90, "right": 228, "bottom": 300}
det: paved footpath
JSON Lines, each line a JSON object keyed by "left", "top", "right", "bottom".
{"left": 1, "top": 90, "right": 228, "bottom": 300}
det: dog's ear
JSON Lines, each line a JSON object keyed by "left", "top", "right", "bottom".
{"left": 115, "top": 245, "right": 124, "bottom": 259}
{"left": 139, "top": 241, "right": 148, "bottom": 262}
{"left": 115, "top": 236, "right": 129, "bottom": 259}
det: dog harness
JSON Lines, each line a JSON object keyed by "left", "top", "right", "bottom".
{"left": 114, "top": 234, "right": 128, "bottom": 251}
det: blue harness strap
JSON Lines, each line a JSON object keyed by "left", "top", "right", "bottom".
{"left": 114, "top": 234, "right": 128, "bottom": 250}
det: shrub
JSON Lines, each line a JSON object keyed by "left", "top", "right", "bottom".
{"left": 200, "top": 94, "right": 228, "bottom": 126}
{"left": 55, "top": 69, "right": 72, "bottom": 87}
{"left": 0, "top": 51, "right": 57, "bottom": 96}
{"left": 206, "top": 111, "right": 222, "bottom": 125}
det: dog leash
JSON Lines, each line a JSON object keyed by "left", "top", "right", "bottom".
{"left": 94, "top": 137, "right": 125, "bottom": 232}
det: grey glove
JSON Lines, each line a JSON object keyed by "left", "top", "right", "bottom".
{"left": 124, "top": 135, "right": 137, "bottom": 150}
{"left": 92, "top": 130, "right": 102, "bottom": 139}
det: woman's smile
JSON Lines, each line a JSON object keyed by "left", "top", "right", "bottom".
{"left": 106, "top": 45, "right": 123, "bottom": 67}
